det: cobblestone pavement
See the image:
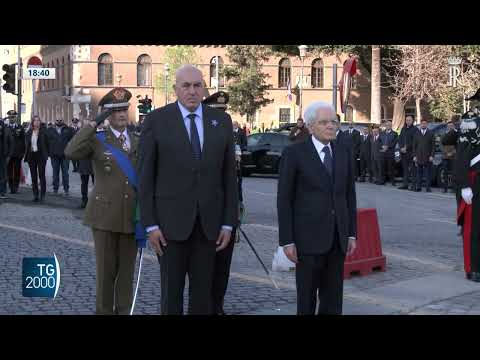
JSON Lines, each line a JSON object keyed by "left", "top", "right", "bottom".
{"left": 1, "top": 169, "right": 480, "bottom": 315}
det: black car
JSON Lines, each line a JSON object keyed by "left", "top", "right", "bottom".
{"left": 241, "top": 132, "right": 292, "bottom": 176}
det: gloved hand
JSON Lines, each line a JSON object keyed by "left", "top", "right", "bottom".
{"left": 95, "top": 109, "right": 114, "bottom": 127}
{"left": 462, "top": 187, "right": 473, "bottom": 205}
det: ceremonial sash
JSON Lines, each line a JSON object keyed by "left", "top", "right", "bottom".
{"left": 96, "top": 132, "right": 146, "bottom": 247}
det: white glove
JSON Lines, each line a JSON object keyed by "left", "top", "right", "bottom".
{"left": 462, "top": 187, "right": 473, "bottom": 205}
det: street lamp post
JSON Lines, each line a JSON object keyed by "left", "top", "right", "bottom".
{"left": 164, "top": 63, "right": 169, "bottom": 105}
{"left": 298, "top": 45, "right": 308, "bottom": 118}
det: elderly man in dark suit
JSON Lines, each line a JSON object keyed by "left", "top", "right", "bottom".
{"left": 413, "top": 118, "right": 435, "bottom": 192}
{"left": 139, "top": 65, "right": 238, "bottom": 315}
{"left": 278, "top": 101, "right": 357, "bottom": 315}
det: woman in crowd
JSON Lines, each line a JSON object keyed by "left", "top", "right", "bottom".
{"left": 24, "top": 115, "right": 49, "bottom": 202}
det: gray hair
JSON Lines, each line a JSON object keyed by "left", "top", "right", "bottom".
{"left": 304, "top": 101, "right": 336, "bottom": 126}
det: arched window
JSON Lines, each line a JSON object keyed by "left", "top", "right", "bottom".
{"left": 311, "top": 58, "right": 324, "bottom": 88}
{"left": 278, "top": 58, "right": 291, "bottom": 88}
{"left": 98, "top": 53, "right": 113, "bottom": 86}
{"left": 346, "top": 105, "right": 354, "bottom": 122}
{"left": 209, "top": 56, "right": 224, "bottom": 88}
{"left": 137, "top": 54, "right": 152, "bottom": 86}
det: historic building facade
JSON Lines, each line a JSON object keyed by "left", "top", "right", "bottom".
{"left": 33, "top": 45, "right": 402, "bottom": 127}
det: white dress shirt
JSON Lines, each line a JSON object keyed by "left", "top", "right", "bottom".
{"left": 311, "top": 135, "right": 332, "bottom": 164}
{"left": 31, "top": 131, "right": 39, "bottom": 152}
{"left": 110, "top": 127, "right": 131, "bottom": 151}
{"left": 177, "top": 101, "right": 204, "bottom": 150}
{"left": 146, "top": 102, "right": 232, "bottom": 234}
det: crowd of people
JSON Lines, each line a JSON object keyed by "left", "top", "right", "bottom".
{"left": 287, "top": 115, "right": 459, "bottom": 193}
{"left": 0, "top": 110, "right": 144, "bottom": 207}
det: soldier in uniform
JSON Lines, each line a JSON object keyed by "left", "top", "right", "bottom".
{"left": 65, "top": 88, "right": 139, "bottom": 314}
{"left": 202, "top": 91, "right": 239, "bottom": 315}
{"left": 71, "top": 118, "right": 81, "bottom": 172}
{"left": 6, "top": 110, "right": 26, "bottom": 194}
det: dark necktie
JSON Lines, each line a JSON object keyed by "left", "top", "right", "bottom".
{"left": 118, "top": 133, "right": 129, "bottom": 152}
{"left": 322, "top": 146, "right": 333, "bottom": 177}
{"left": 188, "top": 113, "right": 201, "bottom": 161}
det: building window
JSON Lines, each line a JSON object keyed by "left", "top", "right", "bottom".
{"left": 346, "top": 105, "right": 354, "bottom": 122}
{"left": 278, "top": 58, "right": 291, "bottom": 88}
{"left": 137, "top": 54, "right": 152, "bottom": 86}
{"left": 98, "top": 53, "right": 113, "bottom": 86}
{"left": 279, "top": 108, "right": 291, "bottom": 124}
{"left": 210, "top": 56, "right": 224, "bottom": 88}
{"left": 311, "top": 58, "right": 324, "bottom": 88}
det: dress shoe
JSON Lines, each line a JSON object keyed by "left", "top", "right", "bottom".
{"left": 466, "top": 272, "right": 472, "bottom": 280}
{"left": 80, "top": 199, "right": 87, "bottom": 209}
{"left": 32, "top": 197, "right": 39, "bottom": 202}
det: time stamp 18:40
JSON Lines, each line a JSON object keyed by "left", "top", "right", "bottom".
{"left": 23, "top": 68, "right": 56, "bottom": 80}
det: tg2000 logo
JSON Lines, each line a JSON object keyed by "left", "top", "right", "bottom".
{"left": 22, "top": 254, "right": 61, "bottom": 298}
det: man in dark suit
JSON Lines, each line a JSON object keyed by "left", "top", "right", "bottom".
{"left": 277, "top": 101, "right": 357, "bottom": 315}
{"left": 47, "top": 118, "right": 74, "bottom": 195}
{"left": 379, "top": 120, "right": 398, "bottom": 186}
{"left": 6, "top": 110, "right": 26, "bottom": 194}
{"left": 345, "top": 122, "right": 361, "bottom": 180}
{"left": 398, "top": 115, "right": 418, "bottom": 190}
{"left": 139, "top": 65, "right": 238, "bottom": 315}
{"left": 413, "top": 118, "right": 435, "bottom": 192}
{"left": 359, "top": 127, "right": 372, "bottom": 182}
{"left": 371, "top": 126, "right": 383, "bottom": 184}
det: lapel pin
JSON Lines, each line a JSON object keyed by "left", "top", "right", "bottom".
{"left": 211, "top": 120, "right": 218, "bottom": 127}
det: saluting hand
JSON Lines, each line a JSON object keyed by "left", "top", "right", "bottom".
{"left": 148, "top": 229, "right": 167, "bottom": 256}
{"left": 216, "top": 229, "right": 231, "bottom": 252}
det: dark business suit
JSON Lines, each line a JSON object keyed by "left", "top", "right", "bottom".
{"left": 371, "top": 134, "right": 383, "bottom": 183}
{"left": 379, "top": 130, "right": 398, "bottom": 184}
{"left": 277, "top": 137, "right": 357, "bottom": 315}
{"left": 139, "top": 101, "right": 238, "bottom": 315}
{"left": 359, "top": 133, "right": 372, "bottom": 181}
{"left": 24, "top": 127, "right": 50, "bottom": 200}
{"left": 398, "top": 125, "right": 418, "bottom": 188}
{"left": 413, "top": 128, "right": 435, "bottom": 190}
{"left": 345, "top": 128, "right": 361, "bottom": 179}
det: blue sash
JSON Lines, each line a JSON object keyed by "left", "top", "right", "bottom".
{"left": 96, "top": 132, "right": 146, "bottom": 247}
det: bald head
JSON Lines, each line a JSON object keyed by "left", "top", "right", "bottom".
{"left": 174, "top": 64, "right": 205, "bottom": 112}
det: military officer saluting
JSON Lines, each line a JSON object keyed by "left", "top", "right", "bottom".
{"left": 65, "top": 88, "right": 140, "bottom": 315}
